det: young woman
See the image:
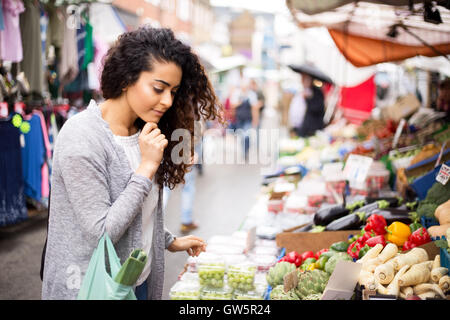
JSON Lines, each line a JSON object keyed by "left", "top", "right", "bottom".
{"left": 41, "top": 27, "right": 223, "bottom": 300}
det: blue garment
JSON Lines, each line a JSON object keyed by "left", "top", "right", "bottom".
{"left": 21, "top": 114, "right": 45, "bottom": 202}
{"left": 0, "top": 1, "right": 4, "bottom": 30}
{"left": 135, "top": 280, "right": 148, "bottom": 300}
{"left": 181, "top": 166, "right": 197, "bottom": 225}
{"left": 0, "top": 118, "right": 27, "bottom": 226}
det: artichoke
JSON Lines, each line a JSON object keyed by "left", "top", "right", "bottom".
{"left": 295, "top": 269, "right": 330, "bottom": 299}
{"left": 270, "top": 285, "right": 300, "bottom": 300}
{"left": 266, "top": 261, "right": 296, "bottom": 288}
{"left": 303, "top": 293, "right": 323, "bottom": 300}
{"left": 324, "top": 252, "right": 352, "bottom": 275}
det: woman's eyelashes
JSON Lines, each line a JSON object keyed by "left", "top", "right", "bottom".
{"left": 153, "top": 86, "right": 177, "bottom": 96}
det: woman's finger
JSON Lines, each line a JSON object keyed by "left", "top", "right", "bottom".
{"left": 142, "top": 122, "right": 158, "bottom": 135}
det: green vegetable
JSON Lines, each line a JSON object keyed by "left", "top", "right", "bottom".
{"left": 319, "top": 251, "right": 336, "bottom": 259}
{"left": 330, "top": 241, "right": 350, "bottom": 252}
{"left": 358, "top": 244, "right": 370, "bottom": 259}
{"left": 266, "top": 261, "right": 296, "bottom": 288}
{"left": 417, "top": 181, "right": 450, "bottom": 219}
{"left": 270, "top": 285, "right": 299, "bottom": 300}
{"left": 377, "top": 200, "right": 390, "bottom": 209}
{"left": 316, "top": 255, "right": 330, "bottom": 270}
{"left": 324, "top": 252, "right": 352, "bottom": 274}
{"left": 409, "top": 221, "right": 423, "bottom": 233}
{"left": 295, "top": 269, "right": 330, "bottom": 299}
{"left": 311, "top": 225, "right": 326, "bottom": 233}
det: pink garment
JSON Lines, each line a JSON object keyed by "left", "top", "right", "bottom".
{"left": 34, "top": 110, "right": 52, "bottom": 199}
{"left": 0, "top": 0, "right": 25, "bottom": 62}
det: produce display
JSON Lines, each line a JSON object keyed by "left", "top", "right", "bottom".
{"left": 200, "top": 284, "right": 233, "bottom": 300}
{"left": 169, "top": 281, "right": 201, "bottom": 300}
{"left": 197, "top": 253, "right": 226, "bottom": 287}
{"left": 233, "top": 289, "right": 264, "bottom": 300}
{"left": 266, "top": 261, "right": 296, "bottom": 288}
{"left": 227, "top": 263, "right": 257, "bottom": 291}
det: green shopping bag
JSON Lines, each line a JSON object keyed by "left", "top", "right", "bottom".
{"left": 77, "top": 234, "right": 139, "bottom": 300}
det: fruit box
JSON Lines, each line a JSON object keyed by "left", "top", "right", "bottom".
{"left": 275, "top": 230, "right": 359, "bottom": 254}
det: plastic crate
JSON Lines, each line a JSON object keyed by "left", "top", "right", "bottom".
{"left": 438, "top": 236, "right": 449, "bottom": 272}
{"left": 410, "top": 159, "right": 450, "bottom": 200}
{"left": 420, "top": 216, "right": 439, "bottom": 229}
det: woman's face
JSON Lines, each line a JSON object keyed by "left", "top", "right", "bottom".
{"left": 125, "top": 60, "right": 182, "bottom": 123}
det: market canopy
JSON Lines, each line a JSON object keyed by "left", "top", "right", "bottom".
{"left": 286, "top": 0, "right": 450, "bottom": 67}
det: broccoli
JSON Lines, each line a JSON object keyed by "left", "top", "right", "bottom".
{"left": 416, "top": 182, "right": 450, "bottom": 219}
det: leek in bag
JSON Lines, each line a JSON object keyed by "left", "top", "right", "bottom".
{"left": 77, "top": 234, "right": 147, "bottom": 300}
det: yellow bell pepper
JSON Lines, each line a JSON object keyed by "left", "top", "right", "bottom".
{"left": 385, "top": 221, "right": 411, "bottom": 246}
{"left": 307, "top": 264, "right": 316, "bottom": 271}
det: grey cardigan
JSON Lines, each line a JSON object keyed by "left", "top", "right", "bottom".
{"left": 41, "top": 100, "right": 175, "bottom": 300}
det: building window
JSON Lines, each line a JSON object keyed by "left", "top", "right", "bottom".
{"left": 177, "top": 0, "right": 190, "bottom": 21}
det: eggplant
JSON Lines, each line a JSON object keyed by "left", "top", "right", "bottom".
{"left": 366, "top": 209, "right": 412, "bottom": 225}
{"left": 313, "top": 204, "right": 350, "bottom": 226}
{"left": 294, "top": 222, "right": 314, "bottom": 233}
{"left": 325, "top": 212, "right": 365, "bottom": 231}
{"left": 365, "top": 197, "right": 402, "bottom": 208}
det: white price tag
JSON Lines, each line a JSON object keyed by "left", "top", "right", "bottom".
{"left": 436, "top": 164, "right": 450, "bottom": 185}
{"left": 343, "top": 154, "right": 373, "bottom": 185}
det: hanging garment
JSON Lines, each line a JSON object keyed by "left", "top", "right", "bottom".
{"left": 0, "top": 0, "right": 5, "bottom": 30}
{"left": 339, "top": 75, "right": 376, "bottom": 125}
{"left": 44, "top": 0, "right": 64, "bottom": 50}
{"left": 0, "top": 118, "right": 28, "bottom": 227}
{"left": 59, "top": 7, "right": 79, "bottom": 86}
{"left": 21, "top": 113, "right": 46, "bottom": 202}
{"left": 34, "top": 110, "right": 52, "bottom": 201}
{"left": 40, "top": 6, "right": 48, "bottom": 69}
{"left": 82, "top": 16, "right": 94, "bottom": 70}
{"left": 0, "top": 0, "right": 25, "bottom": 62}
{"left": 20, "top": 0, "right": 44, "bottom": 94}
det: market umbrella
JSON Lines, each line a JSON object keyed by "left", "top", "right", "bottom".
{"left": 288, "top": 63, "right": 334, "bottom": 84}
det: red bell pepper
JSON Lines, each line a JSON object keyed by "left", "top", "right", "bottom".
{"left": 315, "top": 248, "right": 329, "bottom": 260}
{"left": 301, "top": 251, "right": 315, "bottom": 262}
{"left": 282, "top": 251, "right": 303, "bottom": 267}
{"left": 364, "top": 214, "right": 387, "bottom": 235}
{"left": 402, "top": 240, "right": 417, "bottom": 251}
{"left": 364, "top": 234, "right": 386, "bottom": 247}
{"left": 408, "top": 227, "right": 431, "bottom": 247}
{"left": 347, "top": 241, "right": 362, "bottom": 260}
{"left": 356, "top": 230, "right": 375, "bottom": 245}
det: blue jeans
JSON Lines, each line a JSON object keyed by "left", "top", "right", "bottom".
{"left": 162, "top": 166, "right": 197, "bottom": 225}
{"left": 135, "top": 280, "right": 148, "bottom": 300}
{"left": 235, "top": 120, "right": 252, "bottom": 158}
{"left": 181, "top": 166, "right": 197, "bottom": 225}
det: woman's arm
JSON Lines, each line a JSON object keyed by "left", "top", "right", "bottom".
{"left": 57, "top": 142, "right": 152, "bottom": 244}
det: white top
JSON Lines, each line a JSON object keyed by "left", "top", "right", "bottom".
{"left": 113, "top": 131, "right": 159, "bottom": 286}
{"left": 289, "top": 92, "right": 307, "bottom": 128}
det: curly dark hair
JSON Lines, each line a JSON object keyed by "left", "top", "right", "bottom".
{"left": 100, "top": 26, "right": 224, "bottom": 189}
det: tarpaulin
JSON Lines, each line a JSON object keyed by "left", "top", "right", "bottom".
{"left": 339, "top": 75, "right": 376, "bottom": 125}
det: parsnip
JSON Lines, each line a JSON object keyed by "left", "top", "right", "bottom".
{"left": 377, "top": 243, "right": 398, "bottom": 263}
{"left": 392, "top": 248, "right": 428, "bottom": 271}
{"left": 413, "top": 283, "right": 446, "bottom": 299}
{"left": 358, "top": 270, "right": 377, "bottom": 291}
{"left": 362, "top": 257, "right": 382, "bottom": 273}
{"left": 432, "top": 255, "right": 441, "bottom": 271}
{"left": 387, "top": 265, "right": 410, "bottom": 297}
{"left": 374, "top": 261, "right": 395, "bottom": 285}
{"left": 439, "top": 275, "right": 450, "bottom": 292}
{"left": 431, "top": 267, "right": 448, "bottom": 283}
{"left": 357, "top": 244, "right": 383, "bottom": 265}
{"left": 418, "top": 291, "right": 437, "bottom": 300}
{"left": 400, "top": 286, "right": 414, "bottom": 298}
{"left": 377, "top": 283, "right": 389, "bottom": 295}
{"left": 427, "top": 223, "right": 450, "bottom": 238}
{"left": 398, "top": 261, "right": 431, "bottom": 286}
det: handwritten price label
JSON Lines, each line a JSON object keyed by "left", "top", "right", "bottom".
{"left": 436, "top": 164, "right": 450, "bottom": 186}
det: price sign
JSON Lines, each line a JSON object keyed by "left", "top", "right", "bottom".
{"left": 436, "top": 164, "right": 450, "bottom": 186}
{"left": 343, "top": 154, "right": 373, "bottom": 188}
{"left": 283, "top": 269, "right": 298, "bottom": 293}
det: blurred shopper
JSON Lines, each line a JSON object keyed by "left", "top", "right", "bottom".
{"left": 294, "top": 73, "right": 325, "bottom": 137}
{"left": 249, "top": 78, "right": 265, "bottom": 130}
{"left": 40, "top": 27, "right": 223, "bottom": 300}
{"left": 437, "top": 78, "right": 450, "bottom": 122}
{"left": 230, "top": 79, "right": 258, "bottom": 159}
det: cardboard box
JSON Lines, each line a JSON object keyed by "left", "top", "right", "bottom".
{"left": 385, "top": 94, "right": 421, "bottom": 122}
{"left": 276, "top": 230, "right": 359, "bottom": 254}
